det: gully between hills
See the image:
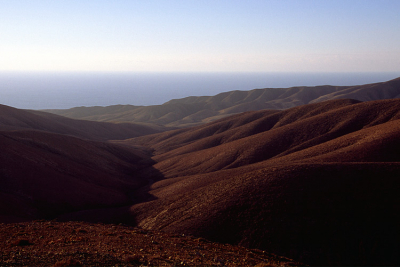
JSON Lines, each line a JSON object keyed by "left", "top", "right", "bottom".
{"left": 1, "top": 98, "right": 400, "bottom": 266}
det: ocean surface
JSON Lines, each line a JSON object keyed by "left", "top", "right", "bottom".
{"left": 0, "top": 72, "right": 398, "bottom": 110}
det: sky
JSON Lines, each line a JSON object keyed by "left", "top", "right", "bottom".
{"left": 1, "top": 0, "right": 400, "bottom": 72}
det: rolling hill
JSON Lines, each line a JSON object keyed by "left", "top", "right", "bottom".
{"left": 44, "top": 76, "right": 400, "bottom": 127}
{"left": 0, "top": 104, "right": 163, "bottom": 141}
{"left": 105, "top": 98, "right": 400, "bottom": 265}
{"left": 0, "top": 129, "right": 157, "bottom": 223}
{"left": 1, "top": 95, "right": 400, "bottom": 264}
{"left": 0, "top": 104, "right": 163, "bottom": 222}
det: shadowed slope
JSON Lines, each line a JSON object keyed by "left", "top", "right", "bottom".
{"left": 0, "top": 130, "right": 155, "bottom": 223}
{"left": 45, "top": 77, "right": 400, "bottom": 127}
{"left": 0, "top": 104, "right": 162, "bottom": 141}
{"left": 130, "top": 163, "right": 400, "bottom": 265}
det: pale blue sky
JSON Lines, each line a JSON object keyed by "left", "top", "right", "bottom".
{"left": 1, "top": 0, "right": 399, "bottom": 72}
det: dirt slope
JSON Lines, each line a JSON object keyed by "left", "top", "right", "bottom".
{"left": 2, "top": 98, "right": 400, "bottom": 265}
{"left": 0, "top": 104, "right": 162, "bottom": 141}
{"left": 129, "top": 163, "right": 400, "bottom": 265}
{"left": 121, "top": 99, "right": 400, "bottom": 178}
{"left": 0, "top": 130, "right": 155, "bottom": 223}
{"left": 114, "top": 98, "right": 400, "bottom": 265}
{"left": 45, "top": 77, "right": 400, "bottom": 127}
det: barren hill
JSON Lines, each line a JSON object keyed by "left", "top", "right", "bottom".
{"left": 0, "top": 129, "right": 157, "bottom": 223}
{"left": 45, "top": 77, "right": 400, "bottom": 127}
{"left": 119, "top": 99, "right": 400, "bottom": 177}
{"left": 0, "top": 104, "right": 164, "bottom": 222}
{"left": 0, "top": 104, "right": 162, "bottom": 141}
{"left": 1, "top": 98, "right": 400, "bottom": 265}
{"left": 112, "top": 98, "right": 400, "bottom": 265}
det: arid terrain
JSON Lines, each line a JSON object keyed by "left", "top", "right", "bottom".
{"left": 45, "top": 77, "right": 400, "bottom": 127}
{"left": 1, "top": 78, "right": 400, "bottom": 266}
{"left": 0, "top": 221, "right": 298, "bottom": 266}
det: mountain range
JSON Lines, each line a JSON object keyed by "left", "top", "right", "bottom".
{"left": 45, "top": 76, "right": 400, "bottom": 127}
{"left": 1, "top": 77, "right": 400, "bottom": 265}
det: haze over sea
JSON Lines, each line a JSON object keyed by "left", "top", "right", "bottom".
{"left": 0, "top": 72, "right": 398, "bottom": 110}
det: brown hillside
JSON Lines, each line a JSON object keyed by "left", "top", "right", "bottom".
{"left": 113, "top": 98, "right": 400, "bottom": 265}
{"left": 0, "top": 104, "right": 162, "bottom": 141}
{"left": 0, "top": 130, "right": 155, "bottom": 223}
{"left": 129, "top": 163, "right": 400, "bottom": 266}
{"left": 45, "top": 77, "right": 400, "bottom": 127}
{"left": 121, "top": 99, "right": 400, "bottom": 178}
{"left": 310, "top": 76, "right": 400, "bottom": 103}
{"left": 119, "top": 99, "right": 360, "bottom": 154}
{"left": 2, "top": 98, "right": 400, "bottom": 265}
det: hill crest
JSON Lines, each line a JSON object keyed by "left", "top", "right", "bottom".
{"left": 44, "top": 77, "right": 400, "bottom": 127}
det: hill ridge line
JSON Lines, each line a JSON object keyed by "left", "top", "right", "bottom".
{"left": 43, "top": 77, "right": 400, "bottom": 127}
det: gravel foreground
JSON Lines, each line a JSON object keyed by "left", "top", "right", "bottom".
{"left": 0, "top": 221, "right": 299, "bottom": 266}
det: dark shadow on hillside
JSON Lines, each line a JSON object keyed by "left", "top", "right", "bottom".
{"left": 131, "top": 163, "right": 400, "bottom": 266}
{"left": 55, "top": 160, "right": 165, "bottom": 226}
{"left": 0, "top": 129, "right": 165, "bottom": 226}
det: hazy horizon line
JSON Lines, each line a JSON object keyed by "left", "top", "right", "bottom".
{"left": 1, "top": 70, "right": 399, "bottom": 74}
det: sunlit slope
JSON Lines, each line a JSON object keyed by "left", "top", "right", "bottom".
{"left": 121, "top": 99, "right": 400, "bottom": 178}
{"left": 122, "top": 98, "right": 400, "bottom": 265}
{"left": 45, "top": 77, "right": 400, "bottom": 127}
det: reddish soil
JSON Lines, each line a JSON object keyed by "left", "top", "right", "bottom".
{"left": 0, "top": 221, "right": 298, "bottom": 266}
{"left": 123, "top": 99, "right": 400, "bottom": 178}
{"left": 118, "top": 99, "right": 400, "bottom": 265}
{"left": 1, "top": 98, "right": 400, "bottom": 265}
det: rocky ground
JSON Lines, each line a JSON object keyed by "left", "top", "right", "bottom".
{"left": 0, "top": 221, "right": 299, "bottom": 266}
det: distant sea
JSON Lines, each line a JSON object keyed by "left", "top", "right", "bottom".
{"left": 0, "top": 72, "right": 398, "bottom": 110}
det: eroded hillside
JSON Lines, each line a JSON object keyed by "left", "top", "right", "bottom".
{"left": 45, "top": 77, "right": 400, "bottom": 127}
{"left": 1, "top": 93, "right": 400, "bottom": 265}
